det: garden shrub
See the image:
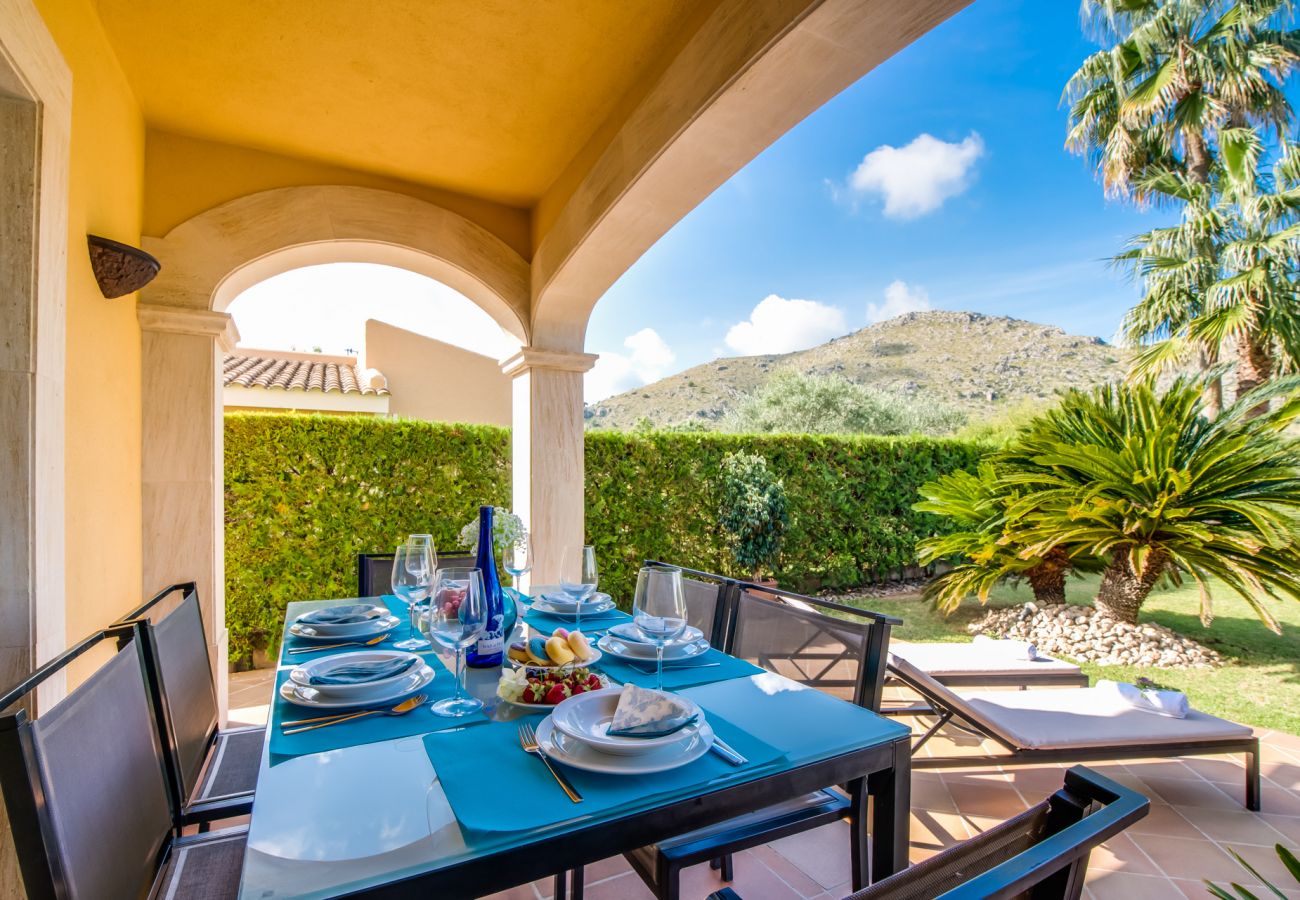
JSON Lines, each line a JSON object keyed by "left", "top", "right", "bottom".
{"left": 225, "top": 414, "right": 983, "bottom": 664}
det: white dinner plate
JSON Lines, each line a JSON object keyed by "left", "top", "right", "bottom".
{"left": 287, "top": 614, "right": 401, "bottom": 642}
{"left": 529, "top": 595, "right": 617, "bottom": 618}
{"left": 278, "top": 663, "right": 435, "bottom": 709}
{"left": 597, "top": 634, "right": 711, "bottom": 663}
{"left": 289, "top": 650, "right": 425, "bottom": 699}
{"left": 536, "top": 715, "right": 713, "bottom": 774}
{"left": 291, "top": 603, "right": 391, "bottom": 636}
{"left": 550, "top": 687, "right": 703, "bottom": 756}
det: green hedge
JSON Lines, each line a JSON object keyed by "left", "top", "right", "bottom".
{"left": 225, "top": 414, "right": 982, "bottom": 664}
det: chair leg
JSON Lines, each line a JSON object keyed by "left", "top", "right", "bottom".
{"left": 720, "top": 853, "right": 734, "bottom": 881}
{"left": 1246, "top": 743, "right": 1261, "bottom": 812}
{"left": 553, "top": 871, "right": 567, "bottom": 900}
{"left": 657, "top": 857, "right": 680, "bottom": 900}
{"left": 572, "top": 865, "right": 584, "bottom": 900}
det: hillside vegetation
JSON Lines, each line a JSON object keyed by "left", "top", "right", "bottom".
{"left": 586, "top": 311, "right": 1129, "bottom": 431}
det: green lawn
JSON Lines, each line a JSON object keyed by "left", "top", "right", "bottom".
{"left": 842, "top": 573, "right": 1300, "bottom": 735}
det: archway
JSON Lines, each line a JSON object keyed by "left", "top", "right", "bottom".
{"left": 137, "top": 186, "right": 533, "bottom": 715}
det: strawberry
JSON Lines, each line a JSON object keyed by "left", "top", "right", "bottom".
{"left": 544, "top": 683, "right": 569, "bottom": 704}
{"left": 570, "top": 683, "right": 587, "bottom": 695}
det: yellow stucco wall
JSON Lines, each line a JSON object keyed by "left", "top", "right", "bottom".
{"left": 143, "top": 131, "right": 533, "bottom": 260}
{"left": 364, "top": 320, "right": 512, "bottom": 427}
{"left": 33, "top": 0, "right": 145, "bottom": 674}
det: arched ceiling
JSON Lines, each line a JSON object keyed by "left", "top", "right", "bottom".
{"left": 91, "top": 0, "right": 717, "bottom": 207}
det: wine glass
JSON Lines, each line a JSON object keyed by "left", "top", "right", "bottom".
{"left": 503, "top": 534, "right": 531, "bottom": 595}
{"left": 559, "top": 545, "right": 598, "bottom": 633}
{"left": 632, "top": 565, "right": 687, "bottom": 691}
{"left": 391, "top": 542, "right": 433, "bottom": 650}
{"left": 423, "top": 567, "right": 488, "bottom": 717}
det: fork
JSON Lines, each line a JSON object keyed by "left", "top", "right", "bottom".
{"left": 518, "top": 722, "right": 582, "bottom": 803}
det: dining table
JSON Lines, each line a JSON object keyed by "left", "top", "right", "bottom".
{"left": 236, "top": 596, "right": 913, "bottom": 899}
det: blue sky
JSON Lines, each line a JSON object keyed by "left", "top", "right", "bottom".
{"left": 231, "top": 0, "right": 1167, "bottom": 401}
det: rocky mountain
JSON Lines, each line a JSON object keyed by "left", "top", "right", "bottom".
{"left": 585, "top": 311, "right": 1129, "bottom": 431}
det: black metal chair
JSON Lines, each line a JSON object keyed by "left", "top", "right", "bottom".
{"left": 357, "top": 551, "right": 476, "bottom": 597}
{"left": 645, "top": 560, "right": 736, "bottom": 647}
{"left": 707, "top": 765, "right": 1149, "bottom": 900}
{"left": 0, "top": 623, "right": 248, "bottom": 900}
{"left": 622, "top": 581, "right": 901, "bottom": 900}
{"left": 120, "top": 583, "right": 263, "bottom": 827}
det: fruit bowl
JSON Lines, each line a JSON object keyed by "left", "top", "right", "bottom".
{"left": 506, "top": 628, "right": 601, "bottom": 673}
{"left": 496, "top": 666, "right": 610, "bottom": 707}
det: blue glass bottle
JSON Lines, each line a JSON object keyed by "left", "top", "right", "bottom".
{"left": 467, "top": 505, "right": 505, "bottom": 667}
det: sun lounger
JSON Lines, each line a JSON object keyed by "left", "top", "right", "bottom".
{"left": 889, "top": 639, "right": 1089, "bottom": 687}
{"left": 889, "top": 652, "right": 1261, "bottom": 810}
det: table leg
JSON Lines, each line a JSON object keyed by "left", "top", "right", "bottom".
{"left": 868, "top": 738, "right": 911, "bottom": 882}
{"left": 848, "top": 776, "right": 870, "bottom": 891}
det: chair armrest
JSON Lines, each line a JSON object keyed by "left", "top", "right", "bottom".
{"left": 707, "top": 890, "right": 743, "bottom": 900}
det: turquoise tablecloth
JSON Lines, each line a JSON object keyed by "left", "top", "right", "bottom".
{"left": 268, "top": 655, "right": 487, "bottom": 758}
{"left": 596, "top": 648, "right": 764, "bottom": 691}
{"left": 421, "top": 705, "right": 785, "bottom": 833}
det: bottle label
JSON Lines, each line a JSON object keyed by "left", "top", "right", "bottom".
{"left": 476, "top": 629, "right": 504, "bottom": 656}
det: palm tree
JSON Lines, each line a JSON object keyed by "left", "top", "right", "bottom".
{"left": 1065, "top": 0, "right": 1300, "bottom": 200}
{"left": 1117, "top": 131, "right": 1300, "bottom": 410}
{"left": 915, "top": 463, "right": 1082, "bottom": 610}
{"left": 1003, "top": 375, "right": 1300, "bottom": 630}
{"left": 1116, "top": 167, "right": 1227, "bottom": 412}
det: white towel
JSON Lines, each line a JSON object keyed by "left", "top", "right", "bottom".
{"left": 1096, "top": 679, "right": 1189, "bottom": 719}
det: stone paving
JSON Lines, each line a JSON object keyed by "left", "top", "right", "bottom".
{"left": 229, "top": 668, "right": 1300, "bottom": 899}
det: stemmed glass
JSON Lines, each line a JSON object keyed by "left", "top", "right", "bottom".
{"left": 391, "top": 541, "right": 434, "bottom": 650}
{"left": 632, "top": 565, "right": 687, "bottom": 691}
{"left": 559, "top": 545, "right": 598, "bottom": 633}
{"left": 503, "top": 534, "right": 531, "bottom": 600}
{"left": 422, "top": 567, "right": 488, "bottom": 717}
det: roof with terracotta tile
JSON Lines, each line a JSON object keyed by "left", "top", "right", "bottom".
{"left": 223, "top": 352, "right": 389, "bottom": 396}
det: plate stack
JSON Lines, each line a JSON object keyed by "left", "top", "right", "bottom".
{"left": 533, "top": 688, "right": 714, "bottom": 774}
{"left": 595, "top": 625, "right": 711, "bottom": 665}
{"left": 281, "top": 645, "right": 436, "bottom": 710}
{"left": 528, "top": 590, "right": 618, "bottom": 619}
{"left": 287, "top": 602, "right": 402, "bottom": 644}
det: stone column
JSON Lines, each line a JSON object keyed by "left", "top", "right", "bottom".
{"left": 138, "top": 303, "right": 238, "bottom": 723}
{"left": 500, "top": 348, "right": 597, "bottom": 586}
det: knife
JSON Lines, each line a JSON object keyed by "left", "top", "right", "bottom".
{"left": 709, "top": 736, "right": 747, "bottom": 766}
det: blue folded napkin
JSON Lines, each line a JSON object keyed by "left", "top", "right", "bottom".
{"left": 307, "top": 655, "right": 420, "bottom": 685}
{"left": 298, "top": 604, "right": 383, "bottom": 625}
{"left": 605, "top": 683, "right": 699, "bottom": 738}
{"left": 607, "top": 622, "right": 650, "bottom": 643}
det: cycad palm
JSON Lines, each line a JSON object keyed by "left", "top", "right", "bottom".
{"left": 1065, "top": 0, "right": 1300, "bottom": 199}
{"left": 1005, "top": 376, "right": 1300, "bottom": 630}
{"left": 916, "top": 464, "right": 1079, "bottom": 611}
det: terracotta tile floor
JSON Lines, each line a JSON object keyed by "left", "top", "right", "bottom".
{"left": 230, "top": 670, "right": 1300, "bottom": 899}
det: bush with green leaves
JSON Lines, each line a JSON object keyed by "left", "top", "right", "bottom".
{"left": 725, "top": 371, "right": 965, "bottom": 436}
{"left": 225, "top": 414, "right": 983, "bottom": 663}
{"left": 917, "top": 376, "right": 1300, "bottom": 628}
{"left": 717, "top": 451, "right": 788, "bottom": 580}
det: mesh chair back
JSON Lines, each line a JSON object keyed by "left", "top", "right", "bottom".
{"left": 150, "top": 590, "right": 220, "bottom": 803}
{"left": 727, "top": 585, "right": 897, "bottom": 710}
{"left": 646, "top": 561, "right": 733, "bottom": 647}
{"left": 5, "top": 633, "right": 174, "bottom": 899}
{"left": 358, "top": 552, "right": 476, "bottom": 597}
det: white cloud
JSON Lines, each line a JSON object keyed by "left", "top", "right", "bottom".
{"left": 724, "top": 294, "right": 848, "bottom": 356}
{"left": 848, "top": 132, "right": 985, "bottom": 219}
{"left": 585, "top": 327, "right": 676, "bottom": 402}
{"left": 868, "top": 280, "right": 932, "bottom": 324}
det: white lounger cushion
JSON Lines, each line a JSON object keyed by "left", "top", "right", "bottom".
{"left": 963, "top": 687, "right": 1253, "bottom": 750}
{"left": 890, "top": 640, "right": 1081, "bottom": 677}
